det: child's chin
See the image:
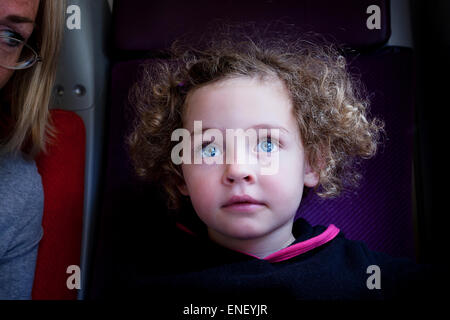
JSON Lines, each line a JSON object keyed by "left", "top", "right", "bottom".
{"left": 221, "top": 225, "right": 268, "bottom": 240}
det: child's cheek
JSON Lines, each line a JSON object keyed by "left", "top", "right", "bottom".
{"left": 186, "top": 164, "right": 221, "bottom": 210}
{"left": 262, "top": 156, "right": 304, "bottom": 204}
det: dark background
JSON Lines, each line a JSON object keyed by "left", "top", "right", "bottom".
{"left": 411, "top": 0, "right": 450, "bottom": 265}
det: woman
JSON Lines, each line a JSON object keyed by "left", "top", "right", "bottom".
{"left": 0, "top": 0, "right": 64, "bottom": 299}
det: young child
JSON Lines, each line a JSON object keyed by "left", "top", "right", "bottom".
{"left": 124, "top": 28, "right": 433, "bottom": 302}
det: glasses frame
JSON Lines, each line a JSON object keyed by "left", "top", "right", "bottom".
{"left": 0, "top": 35, "right": 42, "bottom": 70}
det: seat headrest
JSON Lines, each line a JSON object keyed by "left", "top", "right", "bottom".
{"left": 113, "top": 0, "right": 390, "bottom": 52}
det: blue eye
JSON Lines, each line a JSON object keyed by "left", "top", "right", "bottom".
{"left": 257, "top": 138, "right": 278, "bottom": 153}
{"left": 202, "top": 144, "right": 221, "bottom": 158}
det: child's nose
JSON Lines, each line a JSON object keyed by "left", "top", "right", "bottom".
{"left": 222, "top": 163, "right": 256, "bottom": 185}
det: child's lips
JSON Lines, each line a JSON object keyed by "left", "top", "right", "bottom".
{"left": 222, "top": 195, "right": 266, "bottom": 212}
{"left": 222, "top": 202, "right": 266, "bottom": 213}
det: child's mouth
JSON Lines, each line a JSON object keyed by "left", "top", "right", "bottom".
{"left": 222, "top": 195, "right": 265, "bottom": 213}
{"left": 222, "top": 202, "right": 265, "bottom": 212}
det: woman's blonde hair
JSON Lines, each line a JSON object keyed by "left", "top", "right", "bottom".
{"left": 0, "top": 0, "right": 65, "bottom": 158}
{"left": 128, "top": 26, "right": 385, "bottom": 210}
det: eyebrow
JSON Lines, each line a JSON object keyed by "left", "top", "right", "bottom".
{"left": 3, "top": 15, "right": 36, "bottom": 25}
{"left": 251, "top": 124, "right": 290, "bottom": 134}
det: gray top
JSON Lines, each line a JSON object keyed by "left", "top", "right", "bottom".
{"left": 0, "top": 153, "right": 44, "bottom": 300}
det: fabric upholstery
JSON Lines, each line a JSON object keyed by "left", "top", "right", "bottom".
{"left": 297, "top": 47, "right": 416, "bottom": 259}
{"left": 113, "top": 0, "right": 390, "bottom": 52}
{"left": 33, "top": 109, "right": 85, "bottom": 300}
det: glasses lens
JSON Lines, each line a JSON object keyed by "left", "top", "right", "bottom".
{"left": 0, "top": 36, "right": 39, "bottom": 69}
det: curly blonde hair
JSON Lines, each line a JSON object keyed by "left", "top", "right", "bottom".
{"left": 128, "top": 26, "right": 384, "bottom": 210}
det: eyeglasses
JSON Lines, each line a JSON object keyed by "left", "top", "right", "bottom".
{"left": 0, "top": 35, "right": 42, "bottom": 70}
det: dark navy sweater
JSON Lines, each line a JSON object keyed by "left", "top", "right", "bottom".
{"left": 116, "top": 218, "right": 437, "bottom": 302}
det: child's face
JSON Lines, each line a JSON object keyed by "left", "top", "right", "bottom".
{"left": 179, "top": 77, "right": 318, "bottom": 244}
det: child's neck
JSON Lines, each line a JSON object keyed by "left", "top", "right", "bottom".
{"left": 207, "top": 223, "right": 296, "bottom": 259}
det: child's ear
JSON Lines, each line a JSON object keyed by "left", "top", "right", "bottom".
{"left": 304, "top": 161, "right": 319, "bottom": 188}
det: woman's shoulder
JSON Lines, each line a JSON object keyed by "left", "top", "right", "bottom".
{"left": 0, "top": 152, "right": 44, "bottom": 228}
{"left": 0, "top": 153, "right": 44, "bottom": 266}
{"left": 0, "top": 152, "right": 43, "bottom": 190}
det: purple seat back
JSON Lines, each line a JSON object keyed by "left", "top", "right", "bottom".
{"left": 297, "top": 47, "right": 416, "bottom": 259}
{"left": 113, "top": 0, "right": 390, "bottom": 51}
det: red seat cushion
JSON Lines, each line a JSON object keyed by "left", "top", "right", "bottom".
{"left": 32, "top": 109, "right": 85, "bottom": 300}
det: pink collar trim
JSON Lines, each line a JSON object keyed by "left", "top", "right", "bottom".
{"left": 176, "top": 222, "right": 340, "bottom": 263}
{"left": 262, "top": 224, "right": 340, "bottom": 263}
